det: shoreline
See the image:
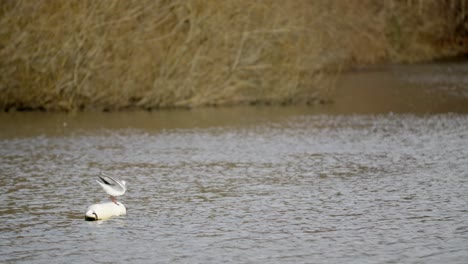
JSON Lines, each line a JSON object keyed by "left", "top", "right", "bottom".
{"left": 3, "top": 59, "right": 468, "bottom": 114}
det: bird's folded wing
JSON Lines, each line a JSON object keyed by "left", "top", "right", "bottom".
{"left": 98, "top": 173, "right": 126, "bottom": 194}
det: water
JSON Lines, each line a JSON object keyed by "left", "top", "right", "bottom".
{"left": 1, "top": 108, "right": 467, "bottom": 263}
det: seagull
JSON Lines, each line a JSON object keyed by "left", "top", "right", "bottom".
{"left": 96, "top": 172, "right": 127, "bottom": 204}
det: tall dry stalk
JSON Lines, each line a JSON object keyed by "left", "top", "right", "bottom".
{"left": 1, "top": 0, "right": 466, "bottom": 111}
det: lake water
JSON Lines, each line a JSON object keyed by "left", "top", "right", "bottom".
{"left": 1, "top": 107, "right": 467, "bottom": 263}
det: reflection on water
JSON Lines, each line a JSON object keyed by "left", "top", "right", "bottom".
{"left": 1, "top": 111, "right": 468, "bottom": 263}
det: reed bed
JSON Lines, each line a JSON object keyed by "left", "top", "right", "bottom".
{"left": 1, "top": 0, "right": 467, "bottom": 111}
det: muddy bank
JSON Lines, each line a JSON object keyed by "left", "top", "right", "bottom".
{"left": 333, "top": 59, "right": 468, "bottom": 113}
{"left": 2, "top": 59, "right": 468, "bottom": 114}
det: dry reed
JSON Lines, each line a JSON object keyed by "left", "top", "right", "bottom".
{"left": 1, "top": 0, "right": 467, "bottom": 111}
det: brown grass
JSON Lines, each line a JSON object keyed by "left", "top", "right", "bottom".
{"left": 1, "top": 0, "right": 467, "bottom": 111}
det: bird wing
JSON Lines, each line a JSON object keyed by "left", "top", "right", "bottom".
{"left": 96, "top": 172, "right": 126, "bottom": 196}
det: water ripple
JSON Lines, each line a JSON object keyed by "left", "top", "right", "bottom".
{"left": 0, "top": 114, "right": 467, "bottom": 263}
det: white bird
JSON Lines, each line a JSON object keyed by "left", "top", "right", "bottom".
{"left": 96, "top": 172, "right": 127, "bottom": 204}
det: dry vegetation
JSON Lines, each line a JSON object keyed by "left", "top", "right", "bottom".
{"left": 1, "top": 0, "right": 467, "bottom": 111}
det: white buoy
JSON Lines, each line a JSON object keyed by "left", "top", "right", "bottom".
{"left": 85, "top": 202, "right": 126, "bottom": 221}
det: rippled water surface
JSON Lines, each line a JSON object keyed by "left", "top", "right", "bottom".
{"left": 1, "top": 109, "right": 467, "bottom": 263}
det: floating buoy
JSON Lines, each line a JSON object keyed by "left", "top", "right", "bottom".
{"left": 85, "top": 202, "right": 126, "bottom": 221}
